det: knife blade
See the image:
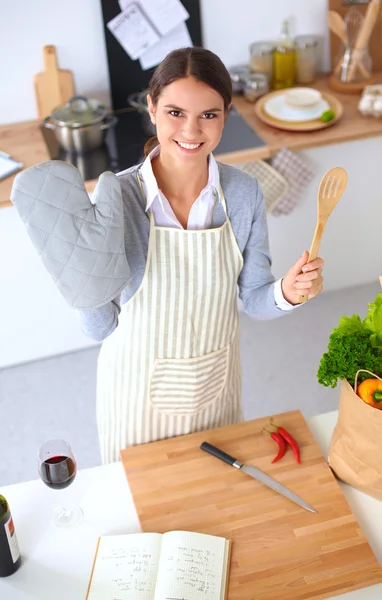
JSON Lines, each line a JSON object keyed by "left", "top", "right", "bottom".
{"left": 200, "top": 441, "right": 317, "bottom": 513}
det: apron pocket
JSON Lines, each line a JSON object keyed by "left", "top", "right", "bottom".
{"left": 150, "top": 345, "right": 230, "bottom": 415}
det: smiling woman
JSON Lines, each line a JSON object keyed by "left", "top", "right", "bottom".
{"left": 147, "top": 71, "right": 229, "bottom": 227}
{"left": 89, "top": 48, "right": 324, "bottom": 462}
{"left": 144, "top": 47, "right": 231, "bottom": 157}
{"left": 11, "top": 47, "right": 325, "bottom": 464}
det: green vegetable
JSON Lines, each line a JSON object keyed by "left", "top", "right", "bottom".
{"left": 317, "top": 331, "right": 382, "bottom": 388}
{"left": 364, "top": 292, "right": 382, "bottom": 350}
{"left": 320, "top": 109, "right": 335, "bottom": 123}
{"left": 335, "top": 314, "right": 367, "bottom": 335}
{"left": 317, "top": 291, "right": 382, "bottom": 388}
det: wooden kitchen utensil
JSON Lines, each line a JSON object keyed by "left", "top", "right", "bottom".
{"left": 33, "top": 45, "right": 75, "bottom": 119}
{"left": 328, "top": 9, "right": 347, "bottom": 44}
{"left": 121, "top": 410, "right": 382, "bottom": 600}
{"left": 298, "top": 167, "right": 348, "bottom": 303}
{"left": 347, "top": 0, "right": 381, "bottom": 81}
{"left": 329, "top": 0, "right": 382, "bottom": 72}
{"left": 328, "top": 10, "right": 370, "bottom": 79}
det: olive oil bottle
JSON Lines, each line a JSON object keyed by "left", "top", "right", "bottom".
{"left": 272, "top": 20, "right": 296, "bottom": 90}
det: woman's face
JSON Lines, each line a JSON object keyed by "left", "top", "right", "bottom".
{"left": 147, "top": 76, "right": 227, "bottom": 164}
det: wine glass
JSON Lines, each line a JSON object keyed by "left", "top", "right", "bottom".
{"left": 38, "top": 439, "right": 83, "bottom": 527}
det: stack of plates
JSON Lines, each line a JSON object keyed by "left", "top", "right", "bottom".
{"left": 254, "top": 87, "right": 343, "bottom": 132}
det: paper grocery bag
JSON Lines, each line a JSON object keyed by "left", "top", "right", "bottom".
{"left": 328, "top": 370, "right": 382, "bottom": 501}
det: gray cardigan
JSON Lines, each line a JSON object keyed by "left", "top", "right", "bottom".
{"left": 78, "top": 161, "right": 291, "bottom": 341}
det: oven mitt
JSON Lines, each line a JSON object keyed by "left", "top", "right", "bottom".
{"left": 10, "top": 160, "right": 130, "bottom": 309}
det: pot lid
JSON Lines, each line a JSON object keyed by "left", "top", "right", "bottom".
{"left": 50, "top": 96, "right": 109, "bottom": 127}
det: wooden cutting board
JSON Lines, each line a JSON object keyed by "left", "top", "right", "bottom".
{"left": 121, "top": 410, "right": 382, "bottom": 600}
{"left": 33, "top": 45, "right": 75, "bottom": 119}
{"left": 328, "top": 0, "right": 382, "bottom": 71}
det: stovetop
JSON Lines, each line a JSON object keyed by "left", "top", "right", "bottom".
{"left": 40, "top": 106, "right": 266, "bottom": 182}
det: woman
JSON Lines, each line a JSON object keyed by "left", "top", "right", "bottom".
{"left": 79, "top": 47, "right": 323, "bottom": 463}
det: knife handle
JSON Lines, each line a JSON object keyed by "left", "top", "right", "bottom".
{"left": 200, "top": 442, "right": 240, "bottom": 467}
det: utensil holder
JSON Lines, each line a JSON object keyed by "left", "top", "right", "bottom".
{"left": 329, "top": 43, "right": 376, "bottom": 93}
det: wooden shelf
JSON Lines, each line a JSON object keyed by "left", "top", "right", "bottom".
{"left": 2, "top": 73, "right": 382, "bottom": 208}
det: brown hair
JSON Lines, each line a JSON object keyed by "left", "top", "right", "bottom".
{"left": 143, "top": 46, "right": 232, "bottom": 157}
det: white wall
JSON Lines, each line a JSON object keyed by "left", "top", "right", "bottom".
{"left": 1, "top": 0, "right": 111, "bottom": 125}
{"left": 200, "top": 0, "right": 330, "bottom": 73}
{"left": 1, "top": 0, "right": 330, "bottom": 125}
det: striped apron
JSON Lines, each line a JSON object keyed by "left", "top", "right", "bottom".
{"left": 96, "top": 182, "right": 244, "bottom": 463}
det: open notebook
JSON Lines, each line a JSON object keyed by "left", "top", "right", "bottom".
{"left": 0, "top": 152, "right": 23, "bottom": 181}
{"left": 86, "top": 530, "right": 231, "bottom": 600}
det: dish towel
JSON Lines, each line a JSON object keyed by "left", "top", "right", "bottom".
{"left": 237, "top": 159, "right": 289, "bottom": 213}
{"left": 269, "top": 148, "right": 315, "bottom": 215}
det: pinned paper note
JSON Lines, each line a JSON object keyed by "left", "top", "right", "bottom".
{"left": 107, "top": 2, "right": 160, "bottom": 60}
{"left": 119, "top": 0, "right": 189, "bottom": 37}
{"left": 139, "top": 22, "right": 192, "bottom": 70}
{"left": 111, "top": 0, "right": 192, "bottom": 66}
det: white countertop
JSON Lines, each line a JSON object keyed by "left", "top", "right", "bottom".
{"left": 1, "top": 411, "right": 381, "bottom": 599}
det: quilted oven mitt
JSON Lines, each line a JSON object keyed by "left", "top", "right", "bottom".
{"left": 10, "top": 160, "right": 130, "bottom": 310}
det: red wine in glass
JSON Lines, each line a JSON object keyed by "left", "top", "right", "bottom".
{"left": 40, "top": 455, "right": 77, "bottom": 490}
{"left": 38, "top": 440, "right": 82, "bottom": 527}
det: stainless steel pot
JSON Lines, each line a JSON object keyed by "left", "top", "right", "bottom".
{"left": 127, "top": 90, "right": 156, "bottom": 136}
{"left": 43, "top": 95, "right": 118, "bottom": 153}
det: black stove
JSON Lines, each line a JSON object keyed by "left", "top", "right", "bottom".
{"left": 40, "top": 106, "right": 266, "bottom": 182}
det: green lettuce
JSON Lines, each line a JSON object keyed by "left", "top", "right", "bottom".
{"left": 363, "top": 292, "right": 382, "bottom": 350}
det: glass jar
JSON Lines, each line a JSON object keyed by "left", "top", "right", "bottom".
{"left": 241, "top": 73, "right": 269, "bottom": 103}
{"left": 333, "top": 45, "right": 372, "bottom": 84}
{"left": 228, "top": 64, "right": 252, "bottom": 95}
{"left": 272, "top": 20, "right": 296, "bottom": 90}
{"left": 249, "top": 41, "right": 274, "bottom": 80}
{"left": 295, "top": 35, "right": 319, "bottom": 84}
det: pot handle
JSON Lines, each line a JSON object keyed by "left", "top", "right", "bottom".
{"left": 65, "top": 95, "right": 91, "bottom": 109}
{"left": 100, "top": 115, "right": 118, "bottom": 130}
{"left": 42, "top": 116, "right": 56, "bottom": 130}
{"left": 127, "top": 93, "right": 141, "bottom": 109}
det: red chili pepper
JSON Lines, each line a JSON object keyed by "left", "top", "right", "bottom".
{"left": 263, "top": 428, "right": 287, "bottom": 463}
{"left": 270, "top": 431, "right": 287, "bottom": 463}
{"left": 270, "top": 419, "right": 301, "bottom": 464}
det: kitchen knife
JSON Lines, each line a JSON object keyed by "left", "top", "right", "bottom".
{"left": 200, "top": 441, "right": 317, "bottom": 513}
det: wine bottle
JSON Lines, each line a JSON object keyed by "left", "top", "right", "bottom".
{"left": 0, "top": 495, "right": 21, "bottom": 577}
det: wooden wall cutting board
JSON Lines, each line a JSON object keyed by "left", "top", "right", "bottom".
{"left": 329, "top": 0, "right": 382, "bottom": 71}
{"left": 121, "top": 410, "right": 382, "bottom": 600}
{"left": 33, "top": 45, "right": 75, "bottom": 119}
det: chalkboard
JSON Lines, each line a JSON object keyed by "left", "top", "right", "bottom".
{"left": 99, "top": 1, "right": 203, "bottom": 110}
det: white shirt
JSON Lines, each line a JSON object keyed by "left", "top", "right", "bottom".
{"left": 140, "top": 146, "right": 294, "bottom": 311}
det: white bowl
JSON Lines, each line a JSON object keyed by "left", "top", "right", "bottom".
{"left": 284, "top": 88, "right": 322, "bottom": 110}
{"left": 264, "top": 95, "right": 330, "bottom": 122}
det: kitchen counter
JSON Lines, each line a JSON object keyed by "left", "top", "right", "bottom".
{"left": 228, "top": 72, "right": 382, "bottom": 163}
{"left": 1, "top": 73, "right": 382, "bottom": 209}
{"left": 0, "top": 410, "right": 381, "bottom": 600}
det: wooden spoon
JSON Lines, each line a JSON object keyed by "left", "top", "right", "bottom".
{"left": 328, "top": 10, "right": 347, "bottom": 44}
{"left": 298, "top": 167, "right": 348, "bottom": 303}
